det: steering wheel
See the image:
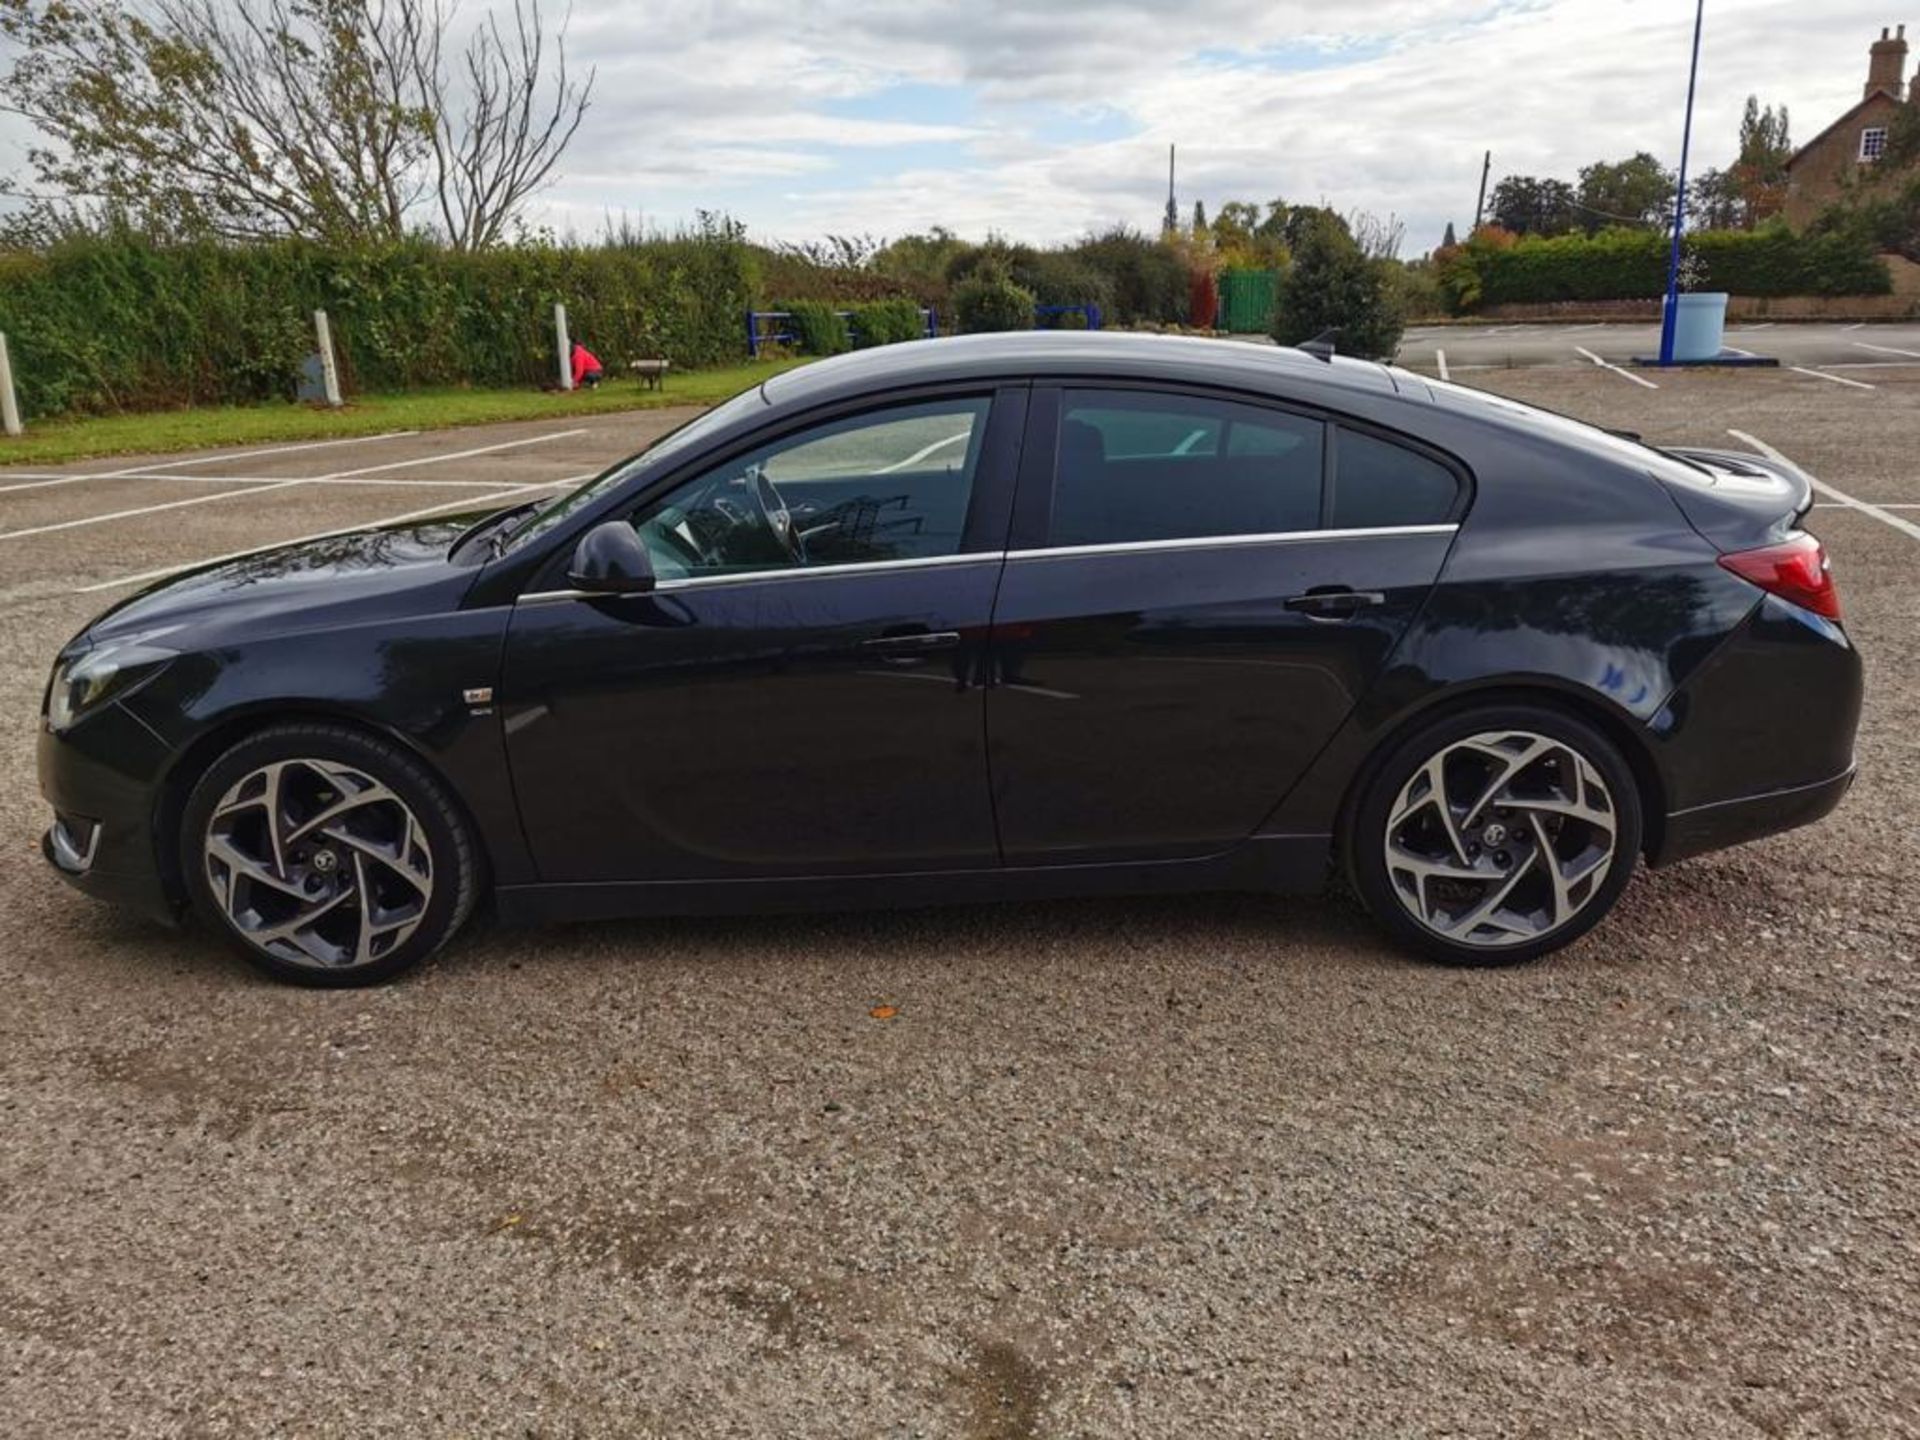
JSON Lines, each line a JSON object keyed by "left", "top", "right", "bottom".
{"left": 738, "top": 464, "right": 805, "bottom": 565}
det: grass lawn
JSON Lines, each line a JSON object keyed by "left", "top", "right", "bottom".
{"left": 0, "top": 357, "right": 811, "bottom": 466}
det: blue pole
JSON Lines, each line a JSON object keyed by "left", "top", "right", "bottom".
{"left": 1658, "top": 0, "right": 1706, "bottom": 366}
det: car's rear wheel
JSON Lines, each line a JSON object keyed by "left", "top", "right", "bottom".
{"left": 1348, "top": 704, "right": 1643, "bottom": 966}
{"left": 180, "top": 723, "right": 481, "bottom": 986}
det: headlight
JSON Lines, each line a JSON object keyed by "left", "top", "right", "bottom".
{"left": 45, "top": 638, "right": 178, "bottom": 732}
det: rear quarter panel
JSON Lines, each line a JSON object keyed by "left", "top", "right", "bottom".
{"left": 1261, "top": 405, "right": 1761, "bottom": 838}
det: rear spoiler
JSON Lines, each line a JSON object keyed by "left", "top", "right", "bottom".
{"left": 1650, "top": 445, "right": 1815, "bottom": 550}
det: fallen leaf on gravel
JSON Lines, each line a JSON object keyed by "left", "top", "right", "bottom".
{"left": 869, "top": 1005, "right": 898, "bottom": 1020}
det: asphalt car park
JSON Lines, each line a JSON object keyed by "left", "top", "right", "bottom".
{"left": 1398, "top": 318, "right": 1920, "bottom": 392}
{"left": 3, "top": 360, "right": 1916, "bottom": 1436}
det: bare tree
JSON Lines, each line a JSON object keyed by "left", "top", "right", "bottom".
{"left": 0, "top": 0, "right": 593, "bottom": 249}
{"left": 1346, "top": 210, "right": 1406, "bottom": 262}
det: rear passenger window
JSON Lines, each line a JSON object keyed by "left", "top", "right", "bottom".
{"left": 1330, "top": 429, "right": 1459, "bottom": 529}
{"left": 1053, "top": 389, "right": 1324, "bottom": 545}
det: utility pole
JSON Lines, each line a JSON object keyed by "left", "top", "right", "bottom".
{"left": 1472, "top": 150, "right": 1492, "bottom": 231}
{"left": 311, "top": 310, "right": 343, "bottom": 408}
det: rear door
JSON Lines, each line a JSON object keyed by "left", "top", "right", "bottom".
{"left": 985, "top": 384, "right": 1463, "bottom": 864}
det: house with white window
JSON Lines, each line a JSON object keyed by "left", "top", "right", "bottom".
{"left": 1782, "top": 25, "right": 1916, "bottom": 227}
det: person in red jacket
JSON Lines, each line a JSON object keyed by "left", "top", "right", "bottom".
{"left": 570, "top": 340, "right": 603, "bottom": 389}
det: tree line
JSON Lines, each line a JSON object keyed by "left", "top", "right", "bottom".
{"left": 1483, "top": 96, "right": 1794, "bottom": 238}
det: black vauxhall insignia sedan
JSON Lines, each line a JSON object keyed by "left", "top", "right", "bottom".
{"left": 40, "top": 333, "right": 1862, "bottom": 985}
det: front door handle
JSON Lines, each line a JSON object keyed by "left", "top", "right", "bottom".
{"left": 1284, "top": 587, "right": 1386, "bottom": 620}
{"left": 862, "top": 628, "right": 961, "bottom": 655}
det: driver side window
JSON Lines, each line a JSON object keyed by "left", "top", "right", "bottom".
{"left": 629, "top": 397, "right": 992, "bottom": 582}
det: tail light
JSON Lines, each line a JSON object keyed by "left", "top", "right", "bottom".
{"left": 1718, "top": 533, "right": 1841, "bottom": 620}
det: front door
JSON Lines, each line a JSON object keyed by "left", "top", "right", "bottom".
{"left": 986, "top": 385, "right": 1462, "bottom": 863}
{"left": 502, "top": 389, "right": 1022, "bottom": 881}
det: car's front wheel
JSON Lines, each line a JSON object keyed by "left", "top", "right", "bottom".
{"left": 180, "top": 723, "right": 482, "bottom": 986}
{"left": 1348, "top": 704, "right": 1643, "bottom": 966}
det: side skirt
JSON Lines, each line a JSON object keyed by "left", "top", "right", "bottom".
{"left": 494, "top": 834, "right": 1332, "bottom": 926}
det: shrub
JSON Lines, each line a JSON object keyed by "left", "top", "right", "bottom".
{"left": 1386, "top": 259, "right": 1447, "bottom": 321}
{"left": 952, "top": 263, "right": 1035, "bottom": 333}
{"left": 749, "top": 246, "right": 919, "bottom": 305}
{"left": 1812, "top": 178, "right": 1920, "bottom": 263}
{"left": 1068, "top": 227, "right": 1188, "bottom": 324}
{"left": 849, "top": 297, "right": 926, "bottom": 347}
{"left": 779, "top": 299, "right": 852, "bottom": 355}
{"left": 1273, "top": 218, "right": 1406, "bottom": 358}
{"left": 1021, "top": 253, "right": 1113, "bottom": 314}
{"left": 1189, "top": 267, "right": 1219, "bottom": 329}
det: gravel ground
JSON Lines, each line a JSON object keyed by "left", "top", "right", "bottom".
{"left": 1, "top": 367, "right": 1916, "bottom": 1438}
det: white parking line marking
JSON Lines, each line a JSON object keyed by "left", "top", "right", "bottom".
{"left": 1721, "top": 345, "right": 1758, "bottom": 358}
{"left": 0, "top": 429, "right": 588, "bottom": 541}
{"left": 0, "top": 478, "right": 303, "bottom": 539}
{"left": 1435, "top": 348, "right": 1450, "bottom": 382}
{"left": 1789, "top": 366, "right": 1875, "bottom": 390}
{"left": 1559, "top": 323, "right": 1606, "bottom": 333}
{"left": 0, "top": 430, "right": 422, "bottom": 494}
{"left": 1813, "top": 501, "right": 1920, "bottom": 509}
{"left": 1852, "top": 340, "right": 1920, "bottom": 359}
{"left": 2, "top": 470, "right": 542, "bottom": 490}
{"left": 102, "top": 429, "right": 424, "bottom": 476}
{"left": 1574, "top": 345, "right": 1659, "bottom": 388}
{"left": 77, "top": 473, "right": 599, "bottom": 593}
{"left": 1729, "top": 428, "right": 1920, "bottom": 545}
{"left": 1842, "top": 322, "right": 1865, "bottom": 332}
{"left": 1735, "top": 322, "right": 1775, "bottom": 331}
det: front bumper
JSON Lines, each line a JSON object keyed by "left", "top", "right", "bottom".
{"left": 37, "top": 702, "right": 181, "bottom": 923}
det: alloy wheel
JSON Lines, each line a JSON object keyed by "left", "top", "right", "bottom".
{"left": 1382, "top": 729, "right": 1617, "bottom": 948}
{"left": 202, "top": 758, "right": 434, "bottom": 970}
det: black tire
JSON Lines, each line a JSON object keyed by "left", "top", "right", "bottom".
{"left": 179, "top": 722, "right": 483, "bottom": 986}
{"left": 1346, "top": 703, "right": 1643, "bottom": 968}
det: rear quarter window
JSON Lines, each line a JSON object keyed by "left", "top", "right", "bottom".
{"left": 1330, "top": 428, "right": 1460, "bottom": 529}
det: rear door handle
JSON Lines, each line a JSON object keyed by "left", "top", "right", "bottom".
{"left": 862, "top": 628, "right": 961, "bottom": 654}
{"left": 1284, "top": 588, "right": 1386, "bottom": 619}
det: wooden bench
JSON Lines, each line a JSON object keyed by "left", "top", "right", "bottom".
{"left": 628, "top": 358, "right": 672, "bottom": 390}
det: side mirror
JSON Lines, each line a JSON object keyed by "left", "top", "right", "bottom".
{"left": 567, "top": 521, "right": 656, "bottom": 595}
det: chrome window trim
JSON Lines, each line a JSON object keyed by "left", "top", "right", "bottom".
{"left": 515, "top": 523, "right": 1459, "bottom": 605}
{"left": 1003, "top": 523, "right": 1458, "bottom": 564}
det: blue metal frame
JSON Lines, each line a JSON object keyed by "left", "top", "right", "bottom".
{"left": 1032, "top": 303, "right": 1104, "bottom": 331}
{"left": 745, "top": 307, "right": 939, "bottom": 358}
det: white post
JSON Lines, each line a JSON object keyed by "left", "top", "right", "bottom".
{"left": 312, "top": 309, "right": 343, "bottom": 408}
{"left": 0, "top": 332, "right": 21, "bottom": 436}
{"left": 553, "top": 301, "right": 573, "bottom": 391}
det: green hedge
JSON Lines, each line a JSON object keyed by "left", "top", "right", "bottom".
{"left": 849, "top": 298, "right": 926, "bottom": 347}
{"left": 953, "top": 267, "right": 1036, "bottom": 333}
{"left": 778, "top": 299, "right": 853, "bottom": 356}
{"left": 0, "top": 234, "right": 755, "bottom": 418}
{"left": 1462, "top": 225, "right": 1889, "bottom": 308}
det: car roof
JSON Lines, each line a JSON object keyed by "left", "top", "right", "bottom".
{"left": 758, "top": 331, "right": 1411, "bottom": 411}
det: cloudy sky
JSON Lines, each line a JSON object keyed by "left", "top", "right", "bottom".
{"left": 0, "top": 0, "right": 1906, "bottom": 253}
{"left": 526, "top": 0, "right": 1904, "bottom": 253}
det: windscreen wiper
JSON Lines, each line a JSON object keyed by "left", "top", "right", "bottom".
{"left": 449, "top": 499, "right": 546, "bottom": 559}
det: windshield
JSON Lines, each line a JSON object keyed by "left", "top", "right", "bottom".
{"left": 502, "top": 383, "right": 770, "bottom": 553}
